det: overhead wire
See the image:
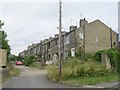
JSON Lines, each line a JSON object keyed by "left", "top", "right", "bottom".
{"left": 43, "top": 2, "right": 58, "bottom": 39}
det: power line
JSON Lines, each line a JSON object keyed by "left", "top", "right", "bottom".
{"left": 43, "top": 2, "right": 58, "bottom": 38}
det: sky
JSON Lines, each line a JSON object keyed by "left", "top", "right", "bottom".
{"left": 0, "top": 0, "right": 119, "bottom": 55}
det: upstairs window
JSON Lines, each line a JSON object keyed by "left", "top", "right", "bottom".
{"left": 79, "top": 33, "right": 84, "bottom": 39}
{"left": 65, "top": 35, "right": 69, "bottom": 44}
{"left": 48, "top": 42, "right": 50, "bottom": 49}
{"left": 55, "top": 39, "right": 59, "bottom": 46}
{"left": 96, "top": 37, "right": 98, "bottom": 42}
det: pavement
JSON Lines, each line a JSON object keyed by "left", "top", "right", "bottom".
{"left": 1, "top": 66, "right": 120, "bottom": 89}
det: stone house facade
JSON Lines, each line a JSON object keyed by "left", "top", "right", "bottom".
{"left": 19, "top": 18, "right": 119, "bottom": 62}
{"left": 75, "top": 19, "right": 118, "bottom": 54}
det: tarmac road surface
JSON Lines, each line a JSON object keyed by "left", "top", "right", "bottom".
{"left": 2, "top": 66, "right": 76, "bottom": 88}
{"left": 2, "top": 65, "right": 119, "bottom": 89}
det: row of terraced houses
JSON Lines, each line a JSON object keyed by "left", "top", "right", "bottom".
{"left": 19, "top": 18, "right": 119, "bottom": 62}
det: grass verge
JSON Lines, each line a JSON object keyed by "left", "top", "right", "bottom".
{"left": 47, "top": 58, "right": 119, "bottom": 86}
{"left": 2, "top": 62, "right": 21, "bottom": 84}
{"left": 60, "top": 73, "right": 118, "bottom": 85}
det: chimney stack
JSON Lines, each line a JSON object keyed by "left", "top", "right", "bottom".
{"left": 80, "top": 18, "right": 88, "bottom": 27}
{"left": 55, "top": 34, "right": 59, "bottom": 38}
{"left": 69, "top": 25, "right": 77, "bottom": 31}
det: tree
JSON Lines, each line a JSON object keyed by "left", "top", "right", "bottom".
{"left": 0, "top": 20, "right": 4, "bottom": 29}
{"left": 0, "top": 20, "right": 11, "bottom": 55}
{"left": 0, "top": 31, "right": 11, "bottom": 54}
{"left": 9, "top": 54, "right": 18, "bottom": 62}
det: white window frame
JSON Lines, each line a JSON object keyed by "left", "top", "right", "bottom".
{"left": 79, "top": 33, "right": 84, "bottom": 39}
{"left": 65, "top": 35, "right": 69, "bottom": 44}
{"left": 96, "top": 37, "right": 98, "bottom": 42}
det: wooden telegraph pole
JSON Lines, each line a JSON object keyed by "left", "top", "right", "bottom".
{"left": 58, "top": 0, "right": 62, "bottom": 80}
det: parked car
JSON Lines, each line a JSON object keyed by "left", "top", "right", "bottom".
{"left": 16, "top": 61, "right": 23, "bottom": 65}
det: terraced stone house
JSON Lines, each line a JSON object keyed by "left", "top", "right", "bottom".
{"left": 19, "top": 18, "right": 119, "bottom": 62}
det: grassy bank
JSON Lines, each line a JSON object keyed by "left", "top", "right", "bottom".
{"left": 2, "top": 62, "right": 21, "bottom": 84}
{"left": 60, "top": 73, "right": 118, "bottom": 85}
{"left": 47, "top": 57, "right": 119, "bottom": 85}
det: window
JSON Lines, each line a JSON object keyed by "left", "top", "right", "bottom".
{"left": 65, "top": 35, "right": 69, "bottom": 44}
{"left": 113, "top": 42, "right": 116, "bottom": 46}
{"left": 79, "top": 33, "right": 84, "bottom": 39}
{"left": 48, "top": 42, "right": 50, "bottom": 49}
{"left": 96, "top": 37, "right": 98, "bottom": 42}
{"left": 55, "top": 39, "right": 58, "bottom": 45}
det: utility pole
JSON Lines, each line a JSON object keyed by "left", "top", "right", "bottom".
{"left": 58, "top": 0, "right": 62, "bottom": 80}
{"left": 63, "top": 28, "right": 65, "bottom": 60}
{"left": 83, "top": 25, "right": 85, "bottom": 57}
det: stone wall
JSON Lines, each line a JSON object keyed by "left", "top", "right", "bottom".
{"left": 0, "top": 68, "right": 10, "bottom": 84}
{"left": 0, "top": 49, "right": 7, "bottom": 67}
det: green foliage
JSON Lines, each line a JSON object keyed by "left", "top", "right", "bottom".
{"left": 24, "top": 55, "right": 35, "bottom": 66}
{"left": 61, "top": 67, "right": 72, "bottom": 80}
{"left": 0, "top": 24, "right": 11, "bottom": 62}
{"left": 62, "top": 58, "right": 79, "bottom": 68}
{"left": 2, "top": 62, "right": 21, "bottom": 83}
{"left": 77, "top": 66, "right": 85, "bottom": 77}
{"left": 94, "top": 48, "right": 120, "bottom": 71}
{"left": 68, "top": 50, "right": 71, "bottom": 57}
{"left": 29, "top": 63, "right": 45, "bottom": 69}
{"left": 0, "top": 20, "right": 4, "bottom": 29}
{"left": 47, "top": 65, "right": 59, "bottom": 82}
{"left": 0, "top": 30, "right": 11, "bottom": 54}
{"left": 61, "top": 73, "right": 118, "bottom": 85}
{"left": 9, "top": 54, "right": 17, "bottom": 61}
{"left": 47, "top": 58, "right": 113, "bottom": 81}
{"left": 0, "top": 21, "right": 11, "bottom": 55}
{"left": 84, "top": 53, "right": 94, "bottom": 61}
{"left": 76, "top": 48, "right": 94, "bottom": 61}
{"left": 17, "top": 56, "right": 24, "bottom": 61}
{"left": 107, "top": 48, "right": 119, "bottom": 71}
{"left": 94, "top": 50, "right": 103, "bottom": 62}
{"left": 76, "top": 47, "right": 84, "bottom": 60}
{"left": 86, "top": 65, "right": 95, "bottom": 77}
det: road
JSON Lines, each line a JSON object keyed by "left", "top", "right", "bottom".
{"left": 2, "top": 66, "right": 119, "bottom": 89}
{"left": 2, "top": 66, "right": 77, "bottom": 88}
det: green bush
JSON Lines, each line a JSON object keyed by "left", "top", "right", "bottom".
{"left": 107, "top": 48, "right": 119, "bottom": 71}
{"left": 29, "top": 63, "right": 45, "bottom": 69}
{"left": 94, "top": 48, "right": 120, "bottom": 71}
{"left": 84, "top": 53, "right": 94, "bottom": 61}
{"left": 24, "top": 55, "right": 35, "bottom": 66}
{"left": 94, "top": 50, "right": 103, "bottom": 62}
{"left": 17, "top": 56, "right": 24, "bottom": 61}
{"left": 68, "top": 50, "right": 71, "bottom": 58}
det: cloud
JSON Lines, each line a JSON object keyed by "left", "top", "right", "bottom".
{"left": 1, "top": 1, "right": 118, "bottom": 55}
